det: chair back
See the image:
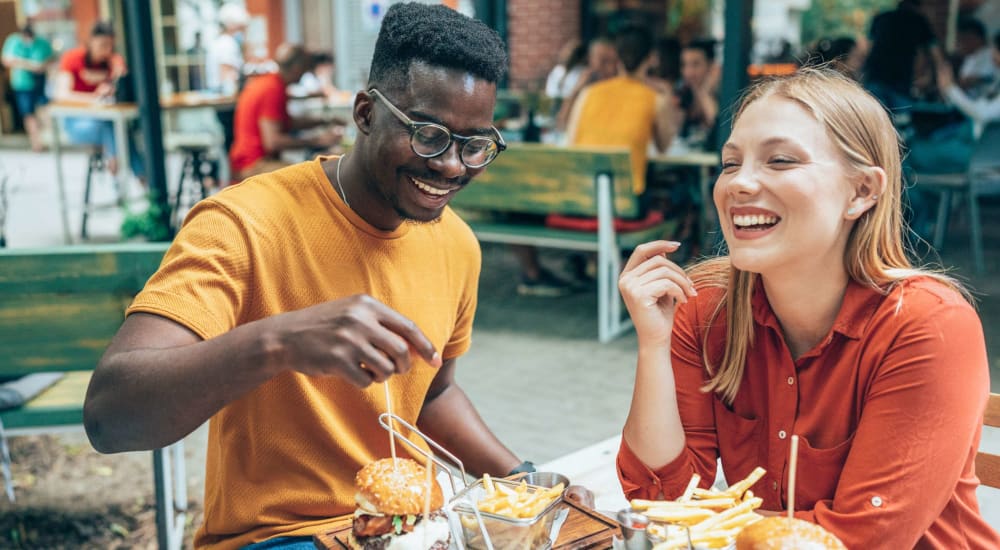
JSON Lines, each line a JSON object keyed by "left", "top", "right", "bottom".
{"left": 977, "top": 393, "right": 1000, "bottom": 489}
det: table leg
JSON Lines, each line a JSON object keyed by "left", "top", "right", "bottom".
{"left": 52, "top": 116, "right": 73, "bottom": 244}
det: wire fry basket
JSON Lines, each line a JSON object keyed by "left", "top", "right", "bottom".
{"left": 377, "top": 412, "right": 496, "bottom": 550}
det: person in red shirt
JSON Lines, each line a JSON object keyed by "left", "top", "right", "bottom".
{"left": 229, "top": 43, "right": 342, "bottom": 181}
{"left": 616, "top": 67, "right": 998, "bottom": 549}
{"left": 53, "top": 21, "right": 141, "bottom": 177}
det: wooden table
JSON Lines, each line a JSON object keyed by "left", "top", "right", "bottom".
{"left": 649, "top": 150, "right": 720, "bottom": 249}
{"left": 48, "top": 94, "right": 237, "bottom": 243}
{"left": 160, "top": 91, "right": 236, "bottom": 111}
{"left": 312, "top": 499, "right": 619, "bottom": 549}
{"left": 48, "top": 101, "right": 140, "bottom": 244}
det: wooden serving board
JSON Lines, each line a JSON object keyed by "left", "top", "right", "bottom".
{"left": 312, "top": 499, "right": 619, "bottom": 549}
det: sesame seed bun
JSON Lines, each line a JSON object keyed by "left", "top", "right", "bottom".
{"left": 355, "top": 458, "right": 444, "bottom": 516}
{"left": 736, "top": 516, "right": 846, "bottom": 550}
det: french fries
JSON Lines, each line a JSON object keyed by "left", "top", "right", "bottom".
{"left": 632, "top": 467, "right": 767, "bottom": 550}
{"left": 475, "top": 475, "right": 565, "bottom": 520}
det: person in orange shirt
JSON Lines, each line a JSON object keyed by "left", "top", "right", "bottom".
{"left": 616, "top": 67, "right": 998, "bottom": 548}
{"left": 83, "top": 5, "right": 589, "bottom": 549}
{"left": 229, "top": 43, "right": 343, "bottom": 180}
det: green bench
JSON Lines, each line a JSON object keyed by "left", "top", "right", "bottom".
{"left": 0, "top": 242, "right": 187, "bottom": 550}
{"left": 450, "top": 143, "right": 676, "bottom": 342}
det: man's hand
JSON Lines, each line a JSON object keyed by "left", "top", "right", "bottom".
{"left": 270, "top": 294, "right": 442, "bottom": 386}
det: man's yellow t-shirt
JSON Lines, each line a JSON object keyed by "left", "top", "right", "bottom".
{"left": 126, "top": 158, "right": 481, "bottom": 549}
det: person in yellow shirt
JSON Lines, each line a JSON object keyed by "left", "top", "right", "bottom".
{"left": 515, "top": 25, "right": 679, "bottom": 288}
{"left": 568, "top": 24, "right": 678, "bottom": 195}
{"left": 83, "top": 5, "right": 587, "bottom": 549}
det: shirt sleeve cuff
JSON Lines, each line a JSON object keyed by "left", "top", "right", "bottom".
{"left": 617, "top": 437, "right": 698, "bottom": 500}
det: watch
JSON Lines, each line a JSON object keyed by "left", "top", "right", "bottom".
{"left": 507, "top": 460, "right": 536, "bottom": 477}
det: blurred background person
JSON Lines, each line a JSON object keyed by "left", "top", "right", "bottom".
{"left": 53, "top": 21, "right": 140, "bottom": 178}
{"left": 567, "top": 24, "right": 678, "bottom": 196}
{"left": 2, "top": 19, "right": 52, "bottom": 152}
{"left": 292, "top": 51, "right": 340, "bottom": 99}
{"left": 645, "top": 35, "right": 681, "bottom": 94}
{"left": 676, "top": 38, "right": 720, "bottom": 151}
{"left": 954, "top": 16, "right": 996, "bottom": 98}
{"left": 229, "top": 44, "right": 343, "bottom": 181}
{"left": 206, "top": 2, "right": 249, "bottom": 95}
{"left": 807, "top": 36, "right": 866, "bottom": 80}
{"left": 510, "top": 25, "right": 680, "bottom": 294}
{"left": 544, "top": 39, "right": 587, "bottom": 103}
{"left": 937, "top": 31, "right": 1000, "bottom": 134}
{"left": 863, "top": 0, "right": 942, "bottom": 110}
{"left": 555, "top": 37, "right": 618, "bottom": 132}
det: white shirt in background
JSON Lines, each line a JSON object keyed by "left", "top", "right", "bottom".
{"left": 205, "top": 33, "right": 243, "bottom": 94}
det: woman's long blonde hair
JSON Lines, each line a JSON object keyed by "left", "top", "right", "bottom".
{"left": 695, "top": 67, "right": 968, "bottom": 405}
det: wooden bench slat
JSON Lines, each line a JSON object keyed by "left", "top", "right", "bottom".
{"left": 0, "top": 243, "right": 169, "bottom": 295}
{"left": 0, "top": 372, "right": 92, "bottom": 429}
{"left": 452, "top": 144, "right": 638, "bottom": 218}
{"left": 1, "top": 293, "right": 132, "bottom": 374}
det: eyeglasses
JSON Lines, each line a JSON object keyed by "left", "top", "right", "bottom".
{"left": 369, "top": 88, "right": 506, "bottom": 168}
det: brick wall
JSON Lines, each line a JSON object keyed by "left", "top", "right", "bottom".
{"left": 506, "top": 0, "right": 580, "bottom": 90}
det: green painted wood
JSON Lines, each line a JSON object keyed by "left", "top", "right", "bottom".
{"left": 0, "top": 242, "right": 169, "bottom": 295}
{"left": 450, "top": 144, "right": 640, "bottom": 218}
{"left": 0, "top": 293, "right": 130, "bottom": 375}
{"left": 0, "top": 244, "right": 169, "bottom": 429}
{"left": 0, "top": 372, "right": 91, "bottom": 429}
{"left": 466, "top": 219, "right": 678, "bottom": 250}
{"left": 0, "top": 405, "right": 83, "bottom": 429}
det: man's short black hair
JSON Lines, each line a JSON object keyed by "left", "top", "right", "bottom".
{"left": 91, "top": 21, "right": 115, "bottom": 38}
{"left": 368, "top": 3, "right": 507, "bottom": 91}
{"left": 614, "top": 25, "right": 653, "bottom": 73}
{"left": 683, "top": 38, "right": 716, "bottom": 62}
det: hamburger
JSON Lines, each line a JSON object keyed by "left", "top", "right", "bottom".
{"left": 736, "top": 516, "right": 846, "bottom": 550}
{"left": 348, "top": 458, "right": 451, "bottom": 550}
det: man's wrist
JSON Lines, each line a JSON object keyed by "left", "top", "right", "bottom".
{"left": 507, "top": 460, "right": 536, "bottom": 477}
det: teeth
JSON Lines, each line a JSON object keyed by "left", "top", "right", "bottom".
{"left": 733, "top": 214, "right": 779, "bottom": 227}
{"left": 411, "top": 177, "right": 449, "bottom": 196}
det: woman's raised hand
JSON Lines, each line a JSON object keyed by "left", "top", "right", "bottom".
{"left": 618, "top": 241, "right": 697, "bottom": 346}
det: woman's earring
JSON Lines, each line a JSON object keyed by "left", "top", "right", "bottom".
{"left": 847, "top": 206, "right": 860, "bottom": 216}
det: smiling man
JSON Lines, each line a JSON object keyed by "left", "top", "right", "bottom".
{"left": 82, "top": 5, "right": 531, "bottom": 549}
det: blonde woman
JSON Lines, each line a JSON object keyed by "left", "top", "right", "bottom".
{"left": 616, "top": 68, "right": 998, "bottom": 548}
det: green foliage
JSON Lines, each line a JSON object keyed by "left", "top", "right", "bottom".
{"left": 800, "top": 0, "right": 896, "bottom": 47}
{"left": 120, "top": 198, "right": 172, "bottom": 242}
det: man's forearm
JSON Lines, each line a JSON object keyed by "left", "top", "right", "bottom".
{"left": 85, "top": 315, "right": 282, "bottom": 453}
{"left": 417, "top": 384, "right": 520, "bottom": 477}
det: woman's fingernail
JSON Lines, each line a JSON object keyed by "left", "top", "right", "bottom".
{"left": 667, "top": 241, "right": 682, "bottom": 246}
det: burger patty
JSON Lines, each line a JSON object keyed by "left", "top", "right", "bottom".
{"left": 352, "top": 510, "right": 448, "bottom": 537}
{"left": 353, "top": 515, "right": 405, "bottom": 537}
{"left": 351, "top": 536, "right": 448, "bottom": 550}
